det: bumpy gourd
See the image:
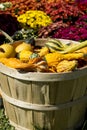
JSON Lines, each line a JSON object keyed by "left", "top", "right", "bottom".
{"left": 45, "top": 52, "right": 86, "bottom": 67}
{"left": 38, "top": 46, "right": 49, "bottom": 57}
{"left": 19, "top": 50, "right": 33, "bottom": 61}
{"left": 56, "top": 60, "right": 78, "bottom": 72}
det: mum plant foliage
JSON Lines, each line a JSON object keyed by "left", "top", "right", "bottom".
{"left": 37, "top": 1, "right": 87, "bottom": 41}
{"left": 17, "top": 10, "right": 52, "bottom": 30}
{"left": 75, "top": 0, "right": 87, "bottom": 13}
{"left": 44, "top": 0, "right": 84, "bottom": 24}
{"left": 52, "top": 14, "right": 87, "bottom": 41}
{"left": 38, "top": 13, "right": 87, "bottom": 41}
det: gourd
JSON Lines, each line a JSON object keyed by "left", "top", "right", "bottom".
{"left": 15, "top": 42, "right": 33, "bottom": 53}
{"left": 15, "top": 38, "right": 35, "bottom": 53}
{"left": 61, "top": 40, "right": 87, "bottom": 54}
{"left": 56, "top": 60, "right": 78, "bottom": 73}
{"left": 0, "top": 44, "right": 15, "bottom": 58}
{"left": 0, "top": 57, "right": 36, "bottom": 71}
{"left": 45, "top": 52, "right": 87, "bottom": 67}
{"left": 45, "top": 39, "right": 87, "bottom": 54}
{"left": 45, "top": 39, "right": 68, "bottom": 52}
{"left": 45, "top": 52, "right": 62, "bottom": 67}
{"left": 19, "top": 50, "right": 32, "bottom": 61}
{"left": 38, "top": 46, "right": 49, "bottom": 57}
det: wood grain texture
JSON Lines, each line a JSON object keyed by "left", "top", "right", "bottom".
{"left": 0, "top": 71, "right": 87, "bottom": 130}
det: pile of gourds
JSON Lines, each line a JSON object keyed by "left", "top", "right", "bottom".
{"left": 0, "top": 37, "right": 87, "bottom": 73}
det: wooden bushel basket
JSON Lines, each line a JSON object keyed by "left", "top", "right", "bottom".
{"left": 0, "top": 39, "right": 87, "bottom": 130}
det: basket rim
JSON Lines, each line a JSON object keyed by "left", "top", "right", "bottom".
{"left": 0, "top": 63, "right": 87, "bottom": 81}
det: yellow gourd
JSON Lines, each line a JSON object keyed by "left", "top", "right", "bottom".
{"left": 45, "top": 52, "right": 86, "bottom": 67}
{"left": 0, "top": 44, "right": 15, "bottom": 58}
{"left": 56, "top": 60, "right": 78, "bottom": 72}
{"left": 38, "top": 46, "right": 49, "bottom": 57}
{"left": 15, "top": 42, "right": 33, "bottom": 53}
{"left": 19, "top": 50, "right": 33, "bottom": 61}
{"left": 45, "top": 52, "right": 62, "bottom": 67}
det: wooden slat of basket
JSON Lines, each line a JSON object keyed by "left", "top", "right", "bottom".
{"left": 0, "top": 73, "right": 12, "bottom": 96}
{"left": 0, "top": 73, "right": 87, "bottom": 130}
{"left": 0, "top": 62, "right": 87, "bottom": 130}
{"left": 67, "top": 75, "right": 87, "bottom": 127}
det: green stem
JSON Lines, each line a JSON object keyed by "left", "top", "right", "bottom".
{"left": 60, "top": 40, "right": 87, "bottom": 54}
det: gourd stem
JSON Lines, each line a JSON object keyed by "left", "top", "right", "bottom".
{"left": 61, "top": 40, "right": 87, "bottom": 54}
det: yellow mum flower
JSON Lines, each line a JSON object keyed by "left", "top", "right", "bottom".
{"left": 17, "top": 14, "right": 26, "bottom": 23}
{"left": 17, "top": 10, "right": 52, "bottom": 30}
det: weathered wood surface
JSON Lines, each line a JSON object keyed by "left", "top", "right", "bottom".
{"left": 0, "top": 69, "right": 87, "bottom": 130}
